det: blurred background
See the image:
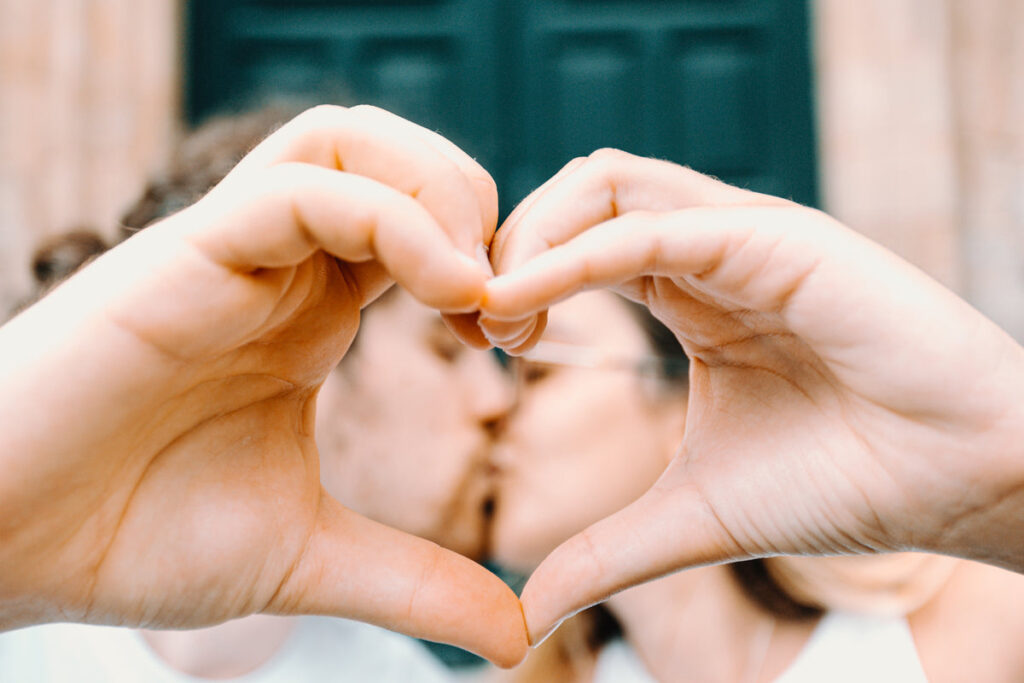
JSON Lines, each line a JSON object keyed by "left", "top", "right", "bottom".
{"left": 1, "top": 0, "right": 1021, "bottom": 338}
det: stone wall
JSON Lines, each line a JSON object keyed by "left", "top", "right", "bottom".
{"left": 951, "top": 0, "right": 1024, "bottom": 339}
{"left": 815, "top": 0, "right": 1024, "bottom": 338}
{"left": 0, "top": 0, "right": 179, "bottom": 315}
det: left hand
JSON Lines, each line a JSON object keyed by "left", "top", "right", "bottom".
{"left": 479, "top": 149, "right": 1024, "bottom": 645}
{"left": 0, "top": 105, "right": 526, "bottom": 667}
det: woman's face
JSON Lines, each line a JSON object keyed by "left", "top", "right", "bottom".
{"left": 490, "top": 291, "right": 687, "bottom": 572}
{"left": 315, "top": 289, "right": 515, "bottom": 560}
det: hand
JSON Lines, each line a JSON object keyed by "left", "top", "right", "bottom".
{"left": 0, "top": 105, "right": 526, "bottom": 667}
{"left": 480, "top": 149, "right": 1024, "bottom": 644}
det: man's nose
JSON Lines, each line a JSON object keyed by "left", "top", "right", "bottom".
{"left": 463, "top": 351, "right": 517, "bottom": 433}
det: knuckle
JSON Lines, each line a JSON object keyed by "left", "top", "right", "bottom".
{"left": 348, "top": 103, "right": 383, "bottom": 117}
{"left": 476, "top": 170, "right": 499, "bottom": 197}
{"left": 580, "top": 148, "right": 631, "bottom": 182}
{"left": 588, "top": 147, "right": 630, "bottom": 163}
{"left": 295, "top": 103, "right": 347, "bottom": 126}
{"left": 565, "top": 155, "right": 589, "bottom": 170}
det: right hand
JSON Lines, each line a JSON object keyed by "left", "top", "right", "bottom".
{"left": 0, "top": 105, "right": 526, "bottom": 667}
{"left": 479, "top": 149, "right": 1024, "bottom": 644}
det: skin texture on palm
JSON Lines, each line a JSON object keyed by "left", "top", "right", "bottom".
{"left": 0, "top": 106, "right": 527, "bottom": 668}
{"left": 479, "top": 149, "right": 1024, "bottom": 645}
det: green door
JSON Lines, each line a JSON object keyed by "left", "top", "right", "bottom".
{"left": 187, "top": 0, "right": 818, "bottom": 216}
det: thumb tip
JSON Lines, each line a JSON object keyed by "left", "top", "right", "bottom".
{"left": 468, "top": 580, "right": 529, "bottom": 668}
{"left": 519, "top": 578, "right": 575, "bottom": 649}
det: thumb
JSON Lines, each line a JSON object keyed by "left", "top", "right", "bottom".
{"left": 519, "top": 478, "right": 741, "bottom": 646}
{"left": 270, "top": 491, "right": 528, "bottom": 668}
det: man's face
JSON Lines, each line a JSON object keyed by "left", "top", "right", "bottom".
{"left": 315, "top": 289, "right": 515, "bottom": 559}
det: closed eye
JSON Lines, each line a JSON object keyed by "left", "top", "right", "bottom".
{"left": 521, "top": 361, "right": 552, "bottom": 384}
{"left": 427, "top": 323, "right": 463, "bottom": 363}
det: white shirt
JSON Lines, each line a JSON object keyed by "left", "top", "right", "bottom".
{"left": 593, "top": 611, "right": 929, "bottom": 683}
{"left": 0, "top": 616, "right": 452, "bottom": 682}
{"left": 776, "top": 611, "right": 928, "bottom": 683}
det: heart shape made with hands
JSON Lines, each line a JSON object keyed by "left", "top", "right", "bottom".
{"left": 6, "top": 105, "right": 1018, "bottom": 669}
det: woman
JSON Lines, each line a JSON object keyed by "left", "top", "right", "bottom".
{"left": 487, "top": 290, "right": 818, "bottom": 682}
{"left": 485, "top": 289, "right": 1024, "bottom": 681}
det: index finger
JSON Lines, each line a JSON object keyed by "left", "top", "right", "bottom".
{"left": 221, "top": 105, "right": 498, "bottom": 257}
{"left": 489, "top": 149, "right": 782, "bottom": 277}
{"left": 481, "top": 150, "right": 783, "bottom": 349}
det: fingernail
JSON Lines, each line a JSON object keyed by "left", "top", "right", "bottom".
{"left": 529, "top": 617, "right": 566, "bottom": 649}
{"left": 475, "top": 243, "right": 494, "bottom": 276}
{"left": 456, "top": 251, "right": 489, "bottom": 278}
{"left": 480, "top": 317, "right": 534, "bottom": 347}
{"left": 482, "top": 326, "right": 526, "bottom": 347}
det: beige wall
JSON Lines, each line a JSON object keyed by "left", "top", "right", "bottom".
{"left": 1, "top": 0, "right": 1022, "bottom": 336}
{"left": 950, "top": 0, "right": 1024, "bottom": 340}
{"left": 815, "top": 0, "right": 1024, "bottom": 338}
{"left": 814, "top": 0, "right": 962, "bottom": 288}
{"left": 0, "top": 0, "right": 180, "bottom": 314}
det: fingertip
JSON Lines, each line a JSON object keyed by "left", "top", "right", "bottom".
{"left": 404, "top": 251, "right": 488, "bottom": 313}
{"left": 475, "top": 179, "right": 500, "bottom": 246}
{"left": 480, "top": 275, "right": 533, "bottom": 321}
{"left": 442, "top": 311, "right": 492, "bottom": 350}
{"left": 478, "top": 313, "right": 536, "bottom": 347}
{"left": 518, "top": 558, "right": 583, "bottom": 649}
{"left": 420, "top": 553, "right": 528, "bottom": 668}
{"left": 484, "top": 583, "right": 530, "bottom": 668}
{"left": 503, "top": 310, "right": 548, "bottom": 356}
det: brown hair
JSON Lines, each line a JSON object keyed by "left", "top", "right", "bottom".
{"left": 8, "top": 228, "right": 109, "bottom": 317}
{"left": 120, "top": 100, "right": 309, "bottom": 238}
{"left": 30, "top": 229, "right": 109, "bottom": 292}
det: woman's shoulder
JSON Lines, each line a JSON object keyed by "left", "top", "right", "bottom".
{"left": 910, "top": 560, "right": 1024, "bottom": 682}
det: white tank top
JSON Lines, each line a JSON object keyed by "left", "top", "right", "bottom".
{"left": 593, "top": 611, "right": 929, "bottom": 683}
{"left": 0, "top": 616, "right": 452, "bottom": 682}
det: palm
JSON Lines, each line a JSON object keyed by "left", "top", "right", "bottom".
{"left": 624, "top": 253, "right": 920, "bottom": 555}
{"left": 612, "top": 219, "right": 1016, "bottom": 560}
{"left": 0, "top": 106, "right": 528, "bottom": 667}
{"left": 647, "top": 273, "right": 914, "bottom": 559}
{"left": 11, "top": 246, "right": 357, "bottom": 627}
{"left": 481, "top": 150, "right": 1024, "bottom": 642}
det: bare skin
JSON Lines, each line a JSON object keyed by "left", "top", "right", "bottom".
{"left": 0, "top": 105, "right": 526, "bottom": 668}
{"left": 478, "top": 149, "right": 1024, "bottom": 644}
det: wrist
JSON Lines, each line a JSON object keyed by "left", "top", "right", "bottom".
{"left": 929, "top": 351, "right": 1024, "bottom": 572}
